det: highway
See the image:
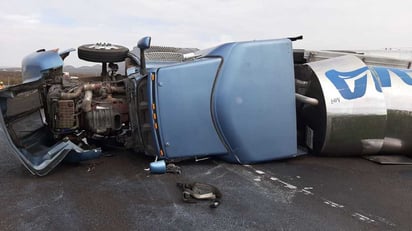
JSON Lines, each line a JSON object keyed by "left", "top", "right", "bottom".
{"left": 1, "top": 136, "right": 411, "bottom": 230}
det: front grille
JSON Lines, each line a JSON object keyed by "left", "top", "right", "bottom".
{"left": 145, "top": 46, "right": 199, "bottom": 62}
{"left": 146, "top": 52, "right": 184, "bottom": 62}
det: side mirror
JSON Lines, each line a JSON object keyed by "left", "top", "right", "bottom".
{"left": 138, "top": 36, "right": 151, "bottom": 50}
{"left": 138, "top": 36, "right": 151, "bottom": 75}
{"left": 59, "top": 48, "right": 76, "bottom": 60}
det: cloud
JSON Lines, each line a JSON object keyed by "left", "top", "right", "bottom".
{"left": 1, "top": 0, "right": 412, "bottom": 67}
{"left": 2, "top": 14, "right": 40, "bottom": 25}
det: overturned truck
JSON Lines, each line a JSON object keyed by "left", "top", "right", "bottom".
{"left": 1, "top": 36, "right": 412, "bottom": 176}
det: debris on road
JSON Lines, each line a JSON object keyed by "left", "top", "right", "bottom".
{"left": 166, "top": 163, "right": 181, "bottom": 174}
{"left": 177, "top": 182, "right": 222, "bottom": 208}
{"left": 149, "top": 160, "right": 182, "bottom": 174}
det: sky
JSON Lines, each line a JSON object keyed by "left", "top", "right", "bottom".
{"left": 1, "top": 0, "right": 411, "bottom": 67}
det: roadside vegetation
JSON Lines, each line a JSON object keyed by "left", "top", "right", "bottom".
{"left": 0, "top": 69, "right": 92, "bottom": 86}
{"left": 0, "top": 71, "right": 22, "bottom": 85}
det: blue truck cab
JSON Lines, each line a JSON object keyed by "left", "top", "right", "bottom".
{"left": 131, "top": 38, "right": 298, "bottom": 163}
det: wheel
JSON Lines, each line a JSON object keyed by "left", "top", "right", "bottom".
{"left": 78, "top": 43, "right": 129, "bottom": 63}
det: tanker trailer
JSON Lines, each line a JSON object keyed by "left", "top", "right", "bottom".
{"left": 297, "top": 52, "right": 412, "bottom": 156}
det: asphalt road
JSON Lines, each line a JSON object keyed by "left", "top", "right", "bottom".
{"left": 1, "top": 137, "right": 411, "bottom": 230}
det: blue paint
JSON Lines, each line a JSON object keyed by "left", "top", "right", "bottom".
{"left": 155, "top": 58, "right": 227, "bottom": 158}
{"left": 149, "top": 160, "right": 167, "bottom": 174}
{"left": 325, "top": 66, "right": 381, "bottom": 100}
{"left": 326, "top": 66, "right": 412, "bottom": 100}
{"left": 21, "top": 50, "right": 63, "bottom": 83}
{"left": 372, "top": 67, "right": 392, "bottom": 87}
{"left": 210, "top": 39, "right": 298, "bottom": 163}
{"left": 372, "top": 67, "right": 412, "bottom": 87}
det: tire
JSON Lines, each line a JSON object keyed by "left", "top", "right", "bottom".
{"left": 78, "top": 43, "right": 129, "bottom": 63}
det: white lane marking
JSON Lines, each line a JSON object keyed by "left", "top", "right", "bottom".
{"left": 255, "top": 170, "right": 265, "bottom": 175}
{"left": 243, "top": 164, "right": 299, "bottom": 190}
{"left": 301, "top": 189, "right": 313, "bottom": 195}
{"left": 323, "top": 199, "right": 344, "bottom": 208}
{"left": 301, "top": 187, "right": 314, "bottom": 195}
{"left": 301, "top": 189, "right": 314, "bottom": 195}
{"left": 352, "top": 213, "right": 376, "bottom": 223}
{"left": 375, "top": 216, "right": 396, "bottom": 227}
{"left": 270, "top": 177, "right": 298, "bottom": 190}
{"left": 242, "top": 164, "right": 395, "bottom": 227}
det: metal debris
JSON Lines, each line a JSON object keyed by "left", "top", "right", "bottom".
{"left": 177, "top": 182, "right": 222, "bottom": 208}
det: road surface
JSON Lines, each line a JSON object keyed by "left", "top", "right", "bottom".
{"left": 0, "top": 138, "right": 411, "bottom": 230}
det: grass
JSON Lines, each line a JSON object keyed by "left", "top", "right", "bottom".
{"left": 0, "top": 71, "right": 93, "bottom": 86}
{"left": 0, "top": 71, "right": 22, "bottom": 85}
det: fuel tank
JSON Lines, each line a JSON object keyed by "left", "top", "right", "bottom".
{"left": 303, "top": 55, "right": 412, "bottom": 155}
